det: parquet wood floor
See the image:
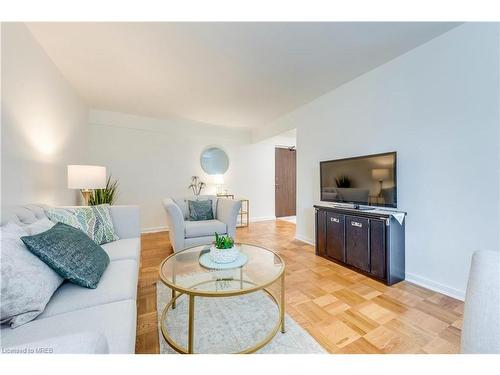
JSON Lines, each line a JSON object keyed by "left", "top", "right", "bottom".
{"left": 135, "top": 220, "right": 463, "bottom": 354}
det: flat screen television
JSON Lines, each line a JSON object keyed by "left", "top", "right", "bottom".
{"left": 320, "top": 152, "right": 397, "bottom": 208}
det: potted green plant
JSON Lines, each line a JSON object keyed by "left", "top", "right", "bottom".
{"left": 335, "top": 175, "right": 351, "bottom": 188}
{"left": 210, "top": 233, "right": 239, "bottom": 263}
{"left": 89, "top": 175, "right": 119, "bottom": 205}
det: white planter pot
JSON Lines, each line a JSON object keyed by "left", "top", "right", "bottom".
{"left": 210, "top": 245, "right": 239, "bottom": 264}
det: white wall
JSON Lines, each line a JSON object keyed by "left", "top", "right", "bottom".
{"left": 261, "top": 23, "right": 500, "bottom": 299}
{"left": 87, "top": 110, "right": 296, "bottom": 231}
{"left": 1, "top": 23, "right": 88, "bottom": 211}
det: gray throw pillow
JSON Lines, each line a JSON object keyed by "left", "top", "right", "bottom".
{"left": 188, "top": 199, "right": 214, "bottom": 221}
{"left": 0, "top": 222, "right": 64, "bottom": 328}
{"left": 21, "top": 222, "right": 110, "bottom": 289}
{"left": 25, "top": 217, "right": 55, "bottom": 235}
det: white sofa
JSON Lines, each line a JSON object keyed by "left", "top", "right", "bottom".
{"left": 0, "top": 204, "right": 141, "bottom": 354}
{"left": 162, "top": 195, "right": 241, "bottom": 252}
{"left": 460, "top": 250, "right": 500, "bottom": 353}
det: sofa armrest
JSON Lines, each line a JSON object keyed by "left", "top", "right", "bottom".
{"left": 217, "top": 198, "right": 242, "bottom": 238}
{"left": 162, "top": 198, "right": 185, "bottom": 252}
{"left": 109, "top": 205, "right": 140, "bottom": 239}
{"left": 461, "top": 250, "right": 500, "bottom": 353}
{"left": 2, "top": 332, "right": 109, "bottom": 354}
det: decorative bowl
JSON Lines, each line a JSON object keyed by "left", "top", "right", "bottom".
{"left": 209, "top": 245, "right": 239, "bottom": 264}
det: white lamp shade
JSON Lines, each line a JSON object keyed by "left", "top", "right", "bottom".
{"left": 67, "top": 165, "right": 106, "bottom": 189}
{"left": 213, "top": 174, "right": 224, "bottom": 185}
{"left": 371, "top": 168, "right": 390, "bottom": 181}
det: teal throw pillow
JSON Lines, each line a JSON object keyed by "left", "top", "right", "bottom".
{"left": 46, "top": 204, "right": 118, "bottom": 245}
{"left": 21, "top": 222, "right": 110, "bottom": 289}
{"left": 188, "top": 200, "right": 214, "bottom": 221}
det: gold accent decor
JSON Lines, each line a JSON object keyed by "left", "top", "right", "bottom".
{"left": 159, "top": 243, "right": 285, "bottom": 354}
{"left": 81, "top": 189, "right": 91, "bottom": 206}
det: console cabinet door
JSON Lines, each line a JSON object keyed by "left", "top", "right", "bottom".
{"left": 315, "top": 210, "right": 327, "bottom": 257}
{"left": 345, "top": 216, "right": 370, "bottom": 272}
{"left": 370, "top": 219, "right": 386, "bottom": 279}
{"left": 326, "top": 212, "right": 345, "bottom": 262}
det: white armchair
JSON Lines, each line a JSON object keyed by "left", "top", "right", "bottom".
{"left": 162, "top": 195, "right": 241, "bottom": 252}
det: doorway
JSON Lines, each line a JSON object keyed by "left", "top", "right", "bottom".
{"left": 275, "top": 146, "right": 296, "bottom": 218}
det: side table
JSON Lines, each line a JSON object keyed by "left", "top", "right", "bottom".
{"left": 217, "top": 194, "right": 249, "bottom": 228}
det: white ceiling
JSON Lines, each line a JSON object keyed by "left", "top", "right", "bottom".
{"left": 26, "top": 22, "right": 460, "bottom": 129}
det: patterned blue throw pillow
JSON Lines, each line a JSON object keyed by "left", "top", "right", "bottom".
{"left": 21, "top": 222, "right": 110, "bottom": 289}
{"left": 46, "top": 204, "right": 118, "bottom": 245}
{"left": 188, "top": 199, "right": 214, "bottom": 221}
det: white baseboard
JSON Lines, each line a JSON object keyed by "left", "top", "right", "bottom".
{"left": 405, "top": 272, "right": 465, "bottom": 301}
{"left": 295, "top": 235, "right": 465, "bottom": 301}
{"left": 141, "top": 226, "right": 168, "bottom": 233}
{"left": 294, "top": 234, "right": 315, "bottom": 246}
{"left": 249, "top": 216, "right": 276, "bottom": 222}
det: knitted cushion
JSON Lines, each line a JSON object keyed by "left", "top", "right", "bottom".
{"left": 188, "top": 200, "right": 214, "bottom": 221}
{"left": 0, "top": 222, "right": 63, "bottom": 327}
{"left": 21, "top": 223, "right": 110, "bottom": 289}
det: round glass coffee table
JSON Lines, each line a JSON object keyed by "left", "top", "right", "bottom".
{"left": 159, "top": 243, "right": 285, "bottom": 354}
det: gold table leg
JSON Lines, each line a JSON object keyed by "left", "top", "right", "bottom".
{"left": 172, "top": 264, "right": 177, "bottom": 309}
{"left": 280, "top": 273, "right": 285, "bottom": 333}
{"left": 161, "top": 284, "right": 283, "bottom": 354}
{"left": 188, "top": 294, "right": 195, "bottom": 353}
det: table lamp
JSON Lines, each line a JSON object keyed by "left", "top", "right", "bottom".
{"left": 68, "top": 165, "right": 106, "bottom": 205}
{"left": 371, "top": 168, "right": 390, "bottom": 197}
{"left": 213, "top": 174, "right": 224, "bottom": 195}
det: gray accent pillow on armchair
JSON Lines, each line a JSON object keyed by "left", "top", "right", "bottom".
{"left": 188, "top": 199, "right": 214, "bottom": 221}
{"left": 173, "top": 196, "right": 218, "bottom": 220}
{"left": 0, "top": 222, "right": 64, "bottom": 328}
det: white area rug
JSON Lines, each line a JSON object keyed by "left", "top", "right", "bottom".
{"left": 156, "top": 282, "right": 326, "bottom": 354}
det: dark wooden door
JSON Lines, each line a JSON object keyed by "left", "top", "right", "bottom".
{"left": 370, "top": 219, "right": 386, "bottom": 279}
{"left": 326, "top": 212, "right": 345, "bottom": 261}
{"left": 275, "top": 147, "right": 296, "bottom": 217}
{"left": 345, "top": 216, "right": 370, "bottom": 272}
{"left": 316, "top": 210, "right": 326, "bottom": 257}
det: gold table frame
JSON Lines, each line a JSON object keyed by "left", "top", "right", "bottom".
{"left": 159, "top": 244, "right": 285, "bottom": 354}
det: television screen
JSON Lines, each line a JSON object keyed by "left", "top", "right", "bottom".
{"left": 320, "top": 152, "right": 397, "bottom": 208}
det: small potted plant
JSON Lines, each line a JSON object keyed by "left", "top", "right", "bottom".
{"left": 210, "top": 233, "right": 239, "bottom": 263}
{"left": 335, "top": 175, "right": 351, "bottom": 188}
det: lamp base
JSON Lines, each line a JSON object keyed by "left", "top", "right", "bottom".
{"left": 378, "top": 180, "right": 383, "bottom": 198}
{"left": 81, "top": 190, "right": 91, "bottom": 206}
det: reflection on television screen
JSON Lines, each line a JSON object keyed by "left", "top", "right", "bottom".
{"left": 320, "top": 152, "right": 397, "bottom": 208}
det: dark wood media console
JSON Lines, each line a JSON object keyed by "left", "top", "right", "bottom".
{"left": 314, "top": 204, "right": 405, "bottom": 285}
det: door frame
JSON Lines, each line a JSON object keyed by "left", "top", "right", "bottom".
{"left": 274, "top": 146, "right": 297, "bottom": 218}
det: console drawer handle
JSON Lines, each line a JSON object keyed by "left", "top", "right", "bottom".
{"left": 351, "top": 221, "right": 362, "bottom": 228}
{"left": 330, "top": 217, "right": 340, "bottom": 223}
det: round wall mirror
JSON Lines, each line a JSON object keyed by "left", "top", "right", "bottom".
{"left": 200, "top": 147, "right": 229, "bottom": 175}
